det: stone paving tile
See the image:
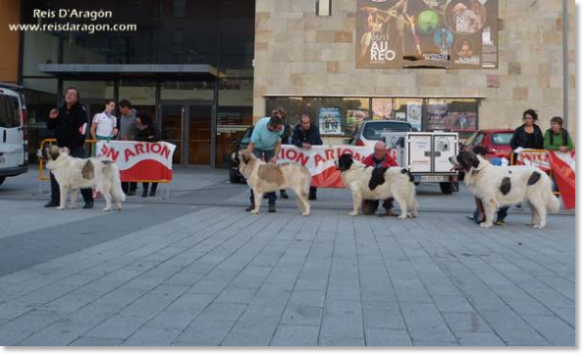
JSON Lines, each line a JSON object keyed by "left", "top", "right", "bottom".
{"left": 270, "top": 324, "right": 320, "bottom": 346}
{"left": 0, "top": 207, "right": 574, "bottom": 346}
{"left": 364, "top": 328, "right": 413, "bottom": 346}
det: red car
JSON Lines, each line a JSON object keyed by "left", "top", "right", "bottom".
{"left": 463, "top": 129, "right": 515, "bottom": 161}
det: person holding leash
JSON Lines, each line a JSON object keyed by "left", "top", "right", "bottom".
{"left": 292, "top": 114, "right": 323, "bottom": 200}
{"left": 245, "top": 109, "right": 286, "bottom": 213}
{"left": 44, "top": 87, "right": 94, "bottom": 209}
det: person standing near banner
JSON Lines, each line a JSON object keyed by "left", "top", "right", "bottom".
{"left": 544, "top": 116, "right": 574, "bottom": 153}
{"left": 543, "top": 116, "right": 574, "bottom": 194}
{"left": 293, "top": 115, "right": 323, "bottom": 201}
{"left": 245, "top": 112, "right": 285, "bottom": 213}
{"left": 44, "top": 87, "right": 94, "bottom": 209}
{"left": 134, "top": 112, "right": 161, "bottom": 197}
{"left": 510, "top": 109, "right": 544, "bottom": 152}
{"left": 361, "top": 141, "right": 398, "bottom": 216}
{"left": 90, "top": 99, "right": 118, "bottom": 142}
{"left": 118, "top": 99, "right": 138, "bottom": 195}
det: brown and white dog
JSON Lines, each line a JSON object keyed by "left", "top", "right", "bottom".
{"left": 450, "top": 151, "right": 560, "bottom": 229}
{"left": 43, "top": 145, "right": 125, "bottom": 212}
{"left": 233, "top": 149, "right": 311, "bottom": 216}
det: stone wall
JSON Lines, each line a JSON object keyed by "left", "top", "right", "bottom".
{"left": 253, "top": 0, "right": 576, "bottom": 137}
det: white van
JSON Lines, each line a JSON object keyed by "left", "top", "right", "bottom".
{"left": 0, "top": 83, "right": 28, "bottom": 186}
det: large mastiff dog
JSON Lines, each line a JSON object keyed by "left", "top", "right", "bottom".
{"left": 335, "top": 153, "right": 419, "bottom": 219}
{"left": 451, "top": 151, "right": 560, "bottom": 229}
{"left": 233, "top": 149, "right": 311, "bottom": 216}
{"left": 43, "top": 145, "right": 125, "bottom": 212}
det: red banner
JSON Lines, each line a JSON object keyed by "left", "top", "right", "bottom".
{"left": 549, "top": 151, "right": 576, "bottom": 210}
{"left": 96, "top": 141, "right": 176, "bottom": 182}
{"left": 277, "top": 145, "right": 374, "bottom": 188}
{"left": 516, "top": 149, "right": 575, "bottom": 210}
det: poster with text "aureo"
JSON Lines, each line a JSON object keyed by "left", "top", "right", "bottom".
{"left": 356, "top": 0, "right": 498, "bottom": 69}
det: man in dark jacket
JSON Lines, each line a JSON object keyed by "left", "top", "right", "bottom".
{"left": 292, "top": 115, "right": 323, "bottom": 200}
{"left": 44, "top": 87, "right": 94, "bottom": 209}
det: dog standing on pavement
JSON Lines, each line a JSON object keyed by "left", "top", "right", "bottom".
{"left": 335, "top": 153, "right": 419, "bottom": 219}
{"left": 233, "top": 149, "right": 311, "bottom": 216}
{"left": 43, "top": 145, "right": 125, "bottom": 212}
{"left": 450, "top": 151, "right": 560, "bottom": 229}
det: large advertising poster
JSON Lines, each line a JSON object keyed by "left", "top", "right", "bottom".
{"left": 356, "top": 0, "right": 498, "bottom": 69}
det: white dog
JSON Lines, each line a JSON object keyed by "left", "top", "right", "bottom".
{"left": 44, "top": 145, "right": 126, "bottom": 212}
{"left": 450, "top": 151, "right": 560, "bottom": 229}
{"left": 335, "top": 154, "right": 419, "bottom": 219}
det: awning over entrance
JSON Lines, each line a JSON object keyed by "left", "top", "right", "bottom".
{"left": 38, "top": 64, "right": 219, "bottom": 80}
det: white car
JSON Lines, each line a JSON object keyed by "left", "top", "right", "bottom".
{"left": 346, "top": 120, "right": 416, "bottom": 149}
{"left": 0, "top": 83, "right": 28, "bottom": 186}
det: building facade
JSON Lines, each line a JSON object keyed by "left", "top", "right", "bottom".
{"left": 6, "top": 0, "right": 576, "bottom": 166}
{"left": 253, "top": 0, "right": 576, "bottom": 144}
{"left": 16, "top": 0, "right": 255, "bottom": 168}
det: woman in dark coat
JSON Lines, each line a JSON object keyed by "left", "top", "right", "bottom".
{"left": 510, "top": 109, "right": 544, "bottom": 151}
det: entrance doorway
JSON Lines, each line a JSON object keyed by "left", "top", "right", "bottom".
{"left": 160, "top": 101, "right": 213, "bottom": 166}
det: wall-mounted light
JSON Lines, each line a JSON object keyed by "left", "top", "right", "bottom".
{"left": 316, "top": 0, "right": 332, "bottom": 17}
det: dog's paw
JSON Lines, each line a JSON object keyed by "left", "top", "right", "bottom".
{"left": 56, "top": 206, "right": 66, "bottom": 210}
{"left": 348, "top": 211, "right": 359, "bottom": 217}
{"left": 533, "top": 224, "right": 545, "bottom": 230}
{"left": 250, "top": 210, "right": 260, "bottom": 215}
{"left": 479, "top": 222, "right": 493, "bottom": 229}
{"left": 102, "top": 208, "right": 111, "bottom": 213}
{"left": 302, "top": 212, "right": 310, "bottom": 217}
{"left": 398, "top": 215, "right": 409, "bottom": 220}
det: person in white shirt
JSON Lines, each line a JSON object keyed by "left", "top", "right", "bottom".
{"left": 91, "top": 99, "right": 118, "bottom": 141}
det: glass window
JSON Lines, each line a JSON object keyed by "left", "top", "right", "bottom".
{"left": 492, "top": 133, "right": 514, "bottom": 145}
{"left": 426, "top": 99, "right": 478, "bottom": 132}
{"left": 0, "top": 96, "right": 20, "bottom": 129}
{"left": 317, "top": 97, "right": 369, "bottom": 136}
{"left": 161, "top": 81, "right": 214, "bottom": 102}
{"left": 119, "top": 79, "right": 156, "bottom": 123}
{"left": 362, "top": 121, "right": 414, "bottom": 140}
{"left": 372, "top": 99, "right": 394, "bottom": 120}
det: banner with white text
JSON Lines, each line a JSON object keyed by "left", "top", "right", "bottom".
{"left": 96, "top": 141, "right": 176, "bottom": 182}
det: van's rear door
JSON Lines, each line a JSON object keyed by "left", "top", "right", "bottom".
{"left": 0, "top": 90, "right": 25, "bottom": 169}
{"left": 406, "top": 133, "right": 432, "bottom": 173}
{"left": 433, "top": 133, "right": 459, "bottom": 172}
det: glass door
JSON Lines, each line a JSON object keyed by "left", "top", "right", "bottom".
{"left": 160, "top": 102, "right": 213, "bottom": 166}
{"left": 188, "top": 105, "right": 212, "bottom": 165}
{"left": 161, "top": 105, "right": 185, "bottom": 165}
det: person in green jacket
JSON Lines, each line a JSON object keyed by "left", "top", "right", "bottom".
{"left": 544, "top": 116, "right": 574, "bottom": 152}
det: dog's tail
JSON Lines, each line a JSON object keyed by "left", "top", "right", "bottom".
{"left": 102, "top": 161, "right": 126, "bottom": 203}
{"left": 545, "top": 187, "right": 561, "bottom": 214}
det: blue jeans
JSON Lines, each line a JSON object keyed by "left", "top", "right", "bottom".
{"left": 473, "top": 207, "right": 509, "bottom": 223}
{"left": 249, "top": 148, "right": 277, "bottom": 206}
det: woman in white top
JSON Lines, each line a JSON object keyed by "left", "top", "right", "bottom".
{"left": 91, "top": 99, "right": 119, "bottom": 141}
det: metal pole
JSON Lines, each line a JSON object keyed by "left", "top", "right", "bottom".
{"left": 563, "top": 0, "right": 569, "bottom": 127}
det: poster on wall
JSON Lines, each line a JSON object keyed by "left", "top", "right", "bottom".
{"left": 318, "top": 108, "right": 343, "bottom": 134}
{"left": 346, "top": 109, "right": 368, "bottom": 134}
{"left": 372, "top": 99, "right": 394, "bottom": 120}
{"left": 407, "top": 102, "right": 423, "bottom": 131}
{"left": 426, "top": 100, "right": 478, "bottom": 132}
{"left": 356, "top": 0, "right": 498, "bottom": 69}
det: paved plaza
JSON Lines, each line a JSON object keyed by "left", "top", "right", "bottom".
{"left": 0, "top": 169, "right": 576, "bottom": 346}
